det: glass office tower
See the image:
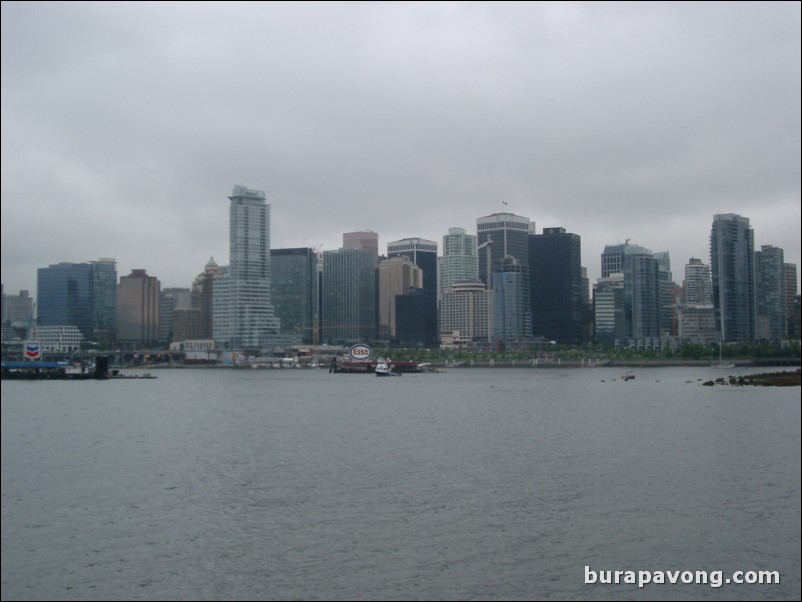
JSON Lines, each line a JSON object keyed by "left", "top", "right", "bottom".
{"left": 710, "top": 213, "right": 755, "bottom": 342}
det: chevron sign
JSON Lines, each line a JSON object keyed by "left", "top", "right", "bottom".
{"left": 24, "top": 341, "right": 41, "bottom": 360}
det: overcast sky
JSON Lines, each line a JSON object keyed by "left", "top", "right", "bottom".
{"left": 2, "top": 1, "right": 800, "bottom": 298}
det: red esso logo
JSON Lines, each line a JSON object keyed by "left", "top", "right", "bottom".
{"left": 349, "top": 344, "right": 372, "bottom": 360}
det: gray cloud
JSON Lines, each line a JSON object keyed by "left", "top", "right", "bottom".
{"left": 2, "top": 1, "right": 799, "bottom": 295}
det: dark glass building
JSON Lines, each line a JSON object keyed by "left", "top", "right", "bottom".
{"left": 91, "top": 258, "right": 118, "bottom": 341}
{"left": 493, "top": 256, "right": 531, "bottom": 345}
{"left": 37, "top": 262, "right": 100, "bottom": 340}
{"left": 755, "top": 245, "right": 785, "bottom": 341}
{"left": 271, "top": 248, "right": 319, "bottom": 344}
{"left": 387, "top": 238, "right": 438, "bottom": 345}
{"left": 322, "top": 248, "right": 376, "bottom": 344}
{"left": 529, "top": 227, "right": 584, "bottom": 343}
{"left": 395, "top": 288, "right": 438, "bottom": 347}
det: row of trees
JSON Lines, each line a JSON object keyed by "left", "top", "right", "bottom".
{"left": 386, "top": 341, "right": 801, "bottom": 363}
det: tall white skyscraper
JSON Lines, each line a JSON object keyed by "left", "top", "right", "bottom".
{"left": 683, "top": 258, "right": 712, "bottom": 305}
{"left": 224, "top": 185, "right": 280, "bottom": 349}
{"left": 440, "top": 227, "right": 479, "bottom": 292}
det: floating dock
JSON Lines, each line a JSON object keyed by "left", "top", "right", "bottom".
{"left": 329, "top": 358, "right": 424, "bottom": 374}
{"left": 1, "top": 357, "right": 110, "bottom": 380}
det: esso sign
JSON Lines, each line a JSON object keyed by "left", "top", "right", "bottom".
{"left": 349, "top": 344, "right": 372, "bottom": 361}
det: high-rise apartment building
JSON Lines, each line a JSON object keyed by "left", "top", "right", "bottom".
{"left": 784, "top": 263, "right": 798, "bottom": 338}
{"left": 710, "top": 213, "right": 755, "bottom": 342}
{"left": 755, "top": 245, "right": 785, "bottom": 341}
{"left": 654, "top": 252, "right": 678, "bottom": 336}
{"left": 683, "top": 258, "right": 712, "bottom": 305}
{"left": 224, "top": 185, "right": 280, "bottom": 349}
{"left": 212, "top": 266, "right": 231, "bottom": 344}
{"left": 593, "top": 273, "right": 625, "bottom": 342}
{"left": 678, "top": 305, "right": 717, "bottom": 342}
{"left": 679, "top": 258, "right": 715, "bottom": 342}
{"left": 529, "top": 227, "right": 584, "bottom": 343}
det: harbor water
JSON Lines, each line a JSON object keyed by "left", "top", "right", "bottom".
{"left": 2, "top": 367, "right": 800, "bottom": 600}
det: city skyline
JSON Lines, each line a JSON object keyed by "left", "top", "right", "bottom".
{"left": 2, "top": 2, "right": 800, "bottom": 296}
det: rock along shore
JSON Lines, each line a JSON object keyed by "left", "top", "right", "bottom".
{"left": 701, "top": 369, "right": 801, "bottom": 387}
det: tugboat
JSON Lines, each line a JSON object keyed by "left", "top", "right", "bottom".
{"left": 374, "top": 358, "right": 400, "bottom": 377}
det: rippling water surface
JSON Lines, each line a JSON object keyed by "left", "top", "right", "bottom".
{"left": 2, "top": 367, "right": 800, "bottom": 600}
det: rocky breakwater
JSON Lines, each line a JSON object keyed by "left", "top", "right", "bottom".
{"left": 702, "top": 369, "right": 801, "bottom": 387}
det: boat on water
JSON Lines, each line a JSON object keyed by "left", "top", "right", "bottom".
{"left": 622, "top": 371, "right": 635, "bottom": 381}
{"left": 375, "top": 358, "right": 400, "bottom": 377}
{"left": 711, "top": 340, "right": 735, "bottom": 369}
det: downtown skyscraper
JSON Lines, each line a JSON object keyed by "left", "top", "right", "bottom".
{"left": 710, "top": 213, "right": 755, "bottom": 342}
{"left": 386, "top": 237, "right": 438, "bottom": 345}
{"left": 37, "top": 258, "right": 117, "bottom": 342}
{"left": 117, "top": 269, "right": 160, "bottom": 344}
{"left": 529, "top": 227, "right": 584, "bottom": 344}
{"left": 321, "top": 247, "right": 376, "bottom": 344}
{"left": 220, "top": 185, "right": 280, "bottom": 349}
{"left": 271, "top": 248, "right": 319, "bottom": 345}
{"left": 440, "top": 227, "right": 479, "bottom": 291}
{"left": 37, "top": 262, "right": 94, "bottom": 339}
{"left": 600, "top": 242, "right": 660, "bottom": 340}
{"left": 476, "top": 212, "right": 534, "bottom": 288}
{"left": 755, "top": 245, "right": 786, "bottom": 341}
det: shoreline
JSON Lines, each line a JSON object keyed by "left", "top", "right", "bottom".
{"left": 702, "top": 369, "right": 801, "bottom": 387}
{"left": 121, "top": 359, "right": 801, "bottom": 371}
